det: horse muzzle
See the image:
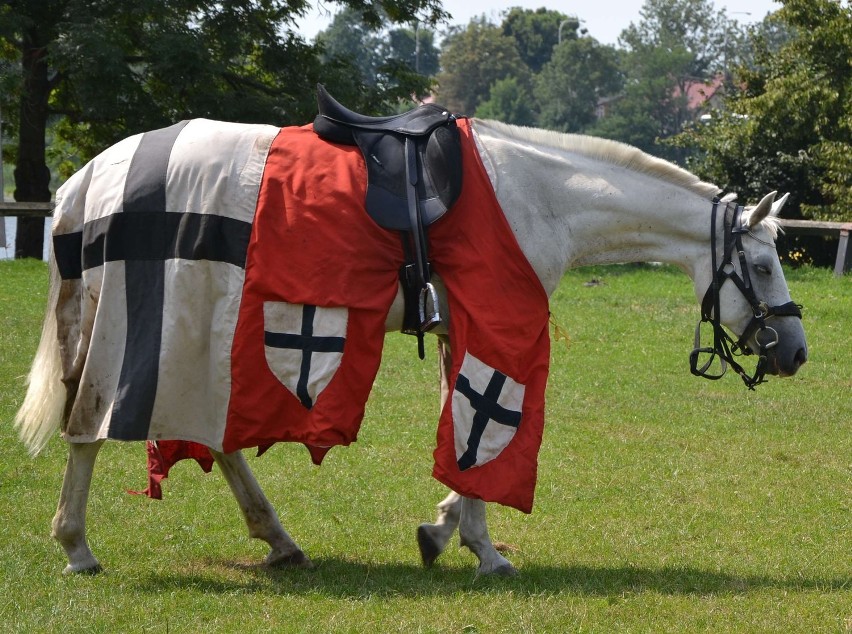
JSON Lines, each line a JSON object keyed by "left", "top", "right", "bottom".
{"left": 749, "top": 318, "right": 808, "bottom": 377}
{"left": 765, "top": 342, "right": 808, "bottom": 377}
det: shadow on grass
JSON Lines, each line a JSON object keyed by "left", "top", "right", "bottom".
{"left": 132, "top": 557, "right": 851, "bottom": 598}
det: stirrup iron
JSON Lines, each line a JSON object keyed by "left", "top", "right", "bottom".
{"left": 419, "top": 282, "right": 442, "bottom": 332}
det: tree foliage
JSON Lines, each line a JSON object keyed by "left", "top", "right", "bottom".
{"left": 317, "top": 8, "right": 439, "bottom": 94}
{"left": 535, "top": 37, "right": 622, "bottom": 133}
{"left": 501, "top": 7, "right": 576, "bottom": 73}
{"left": 475, "top": 76, "right": 536, "bottom": 126}
{"left": 618, "top": 0, "right": 729, "bottom": 76}
{"left": 386, "top": 23, "right": 440, "bottom": 78}
{"left": 587, "top": 0, "right": 730, "bottom": 158}
{"left": 435, "top": 17, "right": 531, "bottom": 115}
{"left": 673, "top": 0, "right": 852, "bottom": 222}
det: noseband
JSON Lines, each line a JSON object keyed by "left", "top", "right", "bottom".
{"left": 690, "top": 198, "right": 802, "bottom": 389}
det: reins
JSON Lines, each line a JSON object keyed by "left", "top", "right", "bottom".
{"left": 690, "top": 198, "right": 802, "bottom": 389}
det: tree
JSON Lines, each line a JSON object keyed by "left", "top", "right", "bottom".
{"left": 534, "top": 37, "right": 622, "bottom": 133}
{"left": 435, "top": 17, "right": 530, "bottom": 115}
{"left": 501, "top": 7, "right": 575, "bottom": 73}
{"left": 589, "top": 0, "right": 730, "bottom": 158}
{"left": 317, "top": 7, "right": 387, "bottom": 83}
{"left": 475, "top": 77, "right": 536, "bottom": 126}
{"left": 589, "top": 43, "right": 695, "bottom": 157}
{"left": 0, "top": 0, "right": 445, "bottom": 258}
{"left": 317, "top": 9, "right": 439, "bottom": 103}
{"left": 618, "top": 0, "right": 729, "bottom": 77}
{"left": 385, "top": 23, "right": 440, "bottom": 78}
{"left": 672, "top": 0, "right": 852, "bottom": 225}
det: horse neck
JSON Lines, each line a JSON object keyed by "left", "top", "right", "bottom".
{"left": 473, "top": 126, "right": 713, "bottom": 295}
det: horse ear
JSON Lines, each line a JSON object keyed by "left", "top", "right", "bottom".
{"left": 770, "top": 192, "right": 790, "bottom": 217}
{"left": 748, "top": 191, "right": 777, "bottom": 227}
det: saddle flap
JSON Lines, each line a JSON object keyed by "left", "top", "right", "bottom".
{"left": 360, "top": 126, "right": 462, "bottom": 229}
{"left": 424, "top": 124, "right": 463, "bottom": 214}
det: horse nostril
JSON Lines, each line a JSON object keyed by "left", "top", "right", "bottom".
{"left": 794, "top": 347, "right": 808, "bottom": 368}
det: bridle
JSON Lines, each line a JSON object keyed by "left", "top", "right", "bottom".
{"left": 690, "top": 198, "right": 802, "bottom": 389}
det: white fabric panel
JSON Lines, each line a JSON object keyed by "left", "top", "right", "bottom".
{"left": 57, "top": 119, "right": 280, "bottom": 447}
{"left": 147, "top": 259, "right": 247, "bottom": 450}
{"left": 63, "top": 263, "right": 127, "bottom": 442}
{"left": 165, "top": 119, "right": 279, "bottom": 223}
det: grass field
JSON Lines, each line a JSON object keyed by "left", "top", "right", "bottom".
{"left": 1, "top": 259, "right": 849, "bottom": 633}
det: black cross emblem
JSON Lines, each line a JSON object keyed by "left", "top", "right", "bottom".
{"left": 455, "top": 370, "right": 522, "bottom": 470}
{"left": 264, "top": 304, "right": 345, "bottom": 409}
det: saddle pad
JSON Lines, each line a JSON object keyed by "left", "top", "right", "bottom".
{"left": 52, "top": 118, "right": 549, "bottom": 513}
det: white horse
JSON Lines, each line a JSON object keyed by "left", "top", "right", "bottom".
{"left": 15, "top": 118, "right": 807, "bottom": 576}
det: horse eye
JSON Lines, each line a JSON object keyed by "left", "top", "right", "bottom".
{"left": 755, "top": 264, "right": 772, "bottom": 275}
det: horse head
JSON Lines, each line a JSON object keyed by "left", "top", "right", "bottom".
{"left": 690, "top": 191, "right": 808, "bottom": 386}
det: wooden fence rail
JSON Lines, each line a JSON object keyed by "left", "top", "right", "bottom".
{"left": 0, "top": 202, "right": 54, "bottom": 217}
{"left": 3, "top": 202, "right": 850, "bottom": 274}
{"left": 778, "top": 218, "right": 852, "bottom": 276}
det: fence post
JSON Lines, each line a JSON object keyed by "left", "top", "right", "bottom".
{"left": 835, "top": 224, "right": 852, "bottom": 277}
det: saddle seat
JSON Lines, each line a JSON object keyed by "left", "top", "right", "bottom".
{"left": 314, "top": 85, "right": 459, "bottom": 138}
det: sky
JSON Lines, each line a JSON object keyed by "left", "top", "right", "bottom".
{"left": 294, "top": 0, "right": 783, "bottom": 44}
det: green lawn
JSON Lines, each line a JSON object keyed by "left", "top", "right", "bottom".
{"left": 1, "top": 260, "right": 849, "bottom": 633}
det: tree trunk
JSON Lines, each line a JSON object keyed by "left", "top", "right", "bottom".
{"left": 14, "top": 25, "right": 51, "bottom": 260}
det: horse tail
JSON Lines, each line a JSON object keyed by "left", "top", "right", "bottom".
{"left": 15, "top": 251, "right": 66, "bottom": 455}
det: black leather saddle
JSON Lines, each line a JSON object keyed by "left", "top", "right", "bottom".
{"left": 312, "top": 84, "right": 463, "bottom": 358}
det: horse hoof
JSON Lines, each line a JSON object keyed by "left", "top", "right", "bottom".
{"left": 416, "top": 524, "right": 442, "bottom": 568}
{"left": 266, "top": 549, "right": 313, "bottom": 569}
{"left": 493, "top": 563, "right": 518, "bottom": 576}
{"left": 480, "top": 563, "right": 518, "bottom": 577}
{"left": 63, "top": 563, "right": 103, "bottom": 575}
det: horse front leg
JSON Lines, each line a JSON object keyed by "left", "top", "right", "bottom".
{"left": 417, "top": 336, "right": 462, "bottom": 566}
{"left": 210, "top": 449, "right": 311, "bottom": 568}
{"left": 416, "top": 337, "right": 516, "bottom": 575}
{"left": 52, "top": 440, "right": 104, "bottom": 574}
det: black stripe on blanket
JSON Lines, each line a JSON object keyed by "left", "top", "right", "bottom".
{"left": 53, "top": 132, "right": 253, "bottom": 279}
{"left": 109, "top": 121, "right": 189, "bottom": 440}
{"left": 80, "top": 212, "right": 252, "bottom": 270}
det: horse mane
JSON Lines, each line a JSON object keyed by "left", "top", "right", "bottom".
{"left": 473, "top": 119, "right": 722, "bottom": 200}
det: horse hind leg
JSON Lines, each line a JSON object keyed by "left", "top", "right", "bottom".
{"left": 52, "top": 440, "right": 104, "bottom": 574}
{"left": 458, "top": 497, "right": 517, "bottom": 576}
{"left": 210, "top": 450, "right": 311, "bottom": 568}
{"left": 417, "top": 493, "right": 517, "bottom": 575}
